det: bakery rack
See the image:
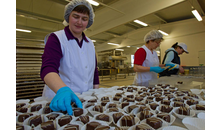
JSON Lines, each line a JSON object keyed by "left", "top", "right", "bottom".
{"left": 16, "top": 41, "right": 45, "bottom": 101}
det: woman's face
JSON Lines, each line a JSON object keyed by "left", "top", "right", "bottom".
{"left": 152, "top": 39, "right": 162, "bottom": 49}
{"left": 177, "top": 47, "right": 185, "bottom": 55}
{"left": 68, "top": 11, "right": 89, "bottom": 35}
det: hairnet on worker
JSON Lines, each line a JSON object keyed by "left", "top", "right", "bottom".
{"left": 64, "top": 0, "right": 95, "bottom": 28}
{"left": 41, "top": 0, "right": 99, "bottom": 116}
{"left": 144, "top": 30, "right": 163, "bottom": 43}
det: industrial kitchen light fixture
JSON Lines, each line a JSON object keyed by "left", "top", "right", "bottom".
{"left": 127, "top": 46, "right": 130, "bottom": 48}
{"left": 134, "top": 20, "right": 148, "bottom": 26}
{"left": 158, "top": 30, "right": 169, "bottom": 36}
{"left": 192, "top": 9, "right": 202, "bottom": 21}
{"left": 115, "top": 49, "right": 124, "bottom": 51}
{"left": 92, "top": 40, "right": 96, "bottom": 42}
{"left": 16, "top": 28, "right": 31, "bottom": 33}
{"left": 86, "top": 0, "right": 99, "bottom": 6}
{"left": 107, "top": 43, "right": 119, "bottom": 46}
{"left": 65, "top": 0, "right": 99, "bottom": 6}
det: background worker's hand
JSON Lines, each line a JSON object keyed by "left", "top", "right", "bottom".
{"left": 179, "top": 66, "right": 185, "bottom": 73}
{"left": 150, "top": 66, "right": 165, "bottom": 73}
{"left": 49, "top": 86, "right": 82, "bottom": 115}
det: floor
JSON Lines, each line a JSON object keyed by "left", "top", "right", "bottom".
{"left": 98, "top": 73, "right": 135, "bottom": 88}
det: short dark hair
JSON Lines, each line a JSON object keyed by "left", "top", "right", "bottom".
{"left": 73, "top": 5, "right": 90, "bottom": 16}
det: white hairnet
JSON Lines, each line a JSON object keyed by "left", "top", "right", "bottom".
{"left": 64, "top": 0, "right": 95, "bottom": 28}
{"left": 144, "top": 30, "right": 163, "bottom": 43}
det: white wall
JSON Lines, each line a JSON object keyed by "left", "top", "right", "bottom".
{"left": 160, "top": 32, "right": 205, "bottom": 66}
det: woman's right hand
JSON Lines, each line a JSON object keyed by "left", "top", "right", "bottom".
{"left": 49, "top": 86, "right": 82, "bottom": 115}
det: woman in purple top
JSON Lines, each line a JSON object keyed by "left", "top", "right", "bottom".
{"left": 40, "top": 0, "right": 99, "bottom": 115}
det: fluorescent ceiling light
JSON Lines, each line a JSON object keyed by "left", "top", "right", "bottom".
{"left": 137, "top": 47, "right": 140, "bottom": 49}
{"left": 158, "top": 30, "right": 169, "bottom": 36}
{"left": 17, "top": 14, "right": 38, "bottom": 20}
{"left": 127, "top": 46, "right": 130, "bottom": 48}
{"left": 107, "top": 43, "right": 119, "bottom": 46}
{"left": 192, "top": 9, "right": 202, "bottom": 21}
{"left": 92, "top": 40, "right": 96, "bottom": 42}
{"left": 66, "top": 0, "right": 99, "bottom": 6}
{"left": 86, "top": 0, "right": 99, "bottom": 6}
{"left": 115, "top": 49, "right": 124, "bottom": 51}
{"left": 16, "top": 28, "right": 31, "bottom": 33}
{"left": 134, "top": 20, "right": 148, "bottom": 26}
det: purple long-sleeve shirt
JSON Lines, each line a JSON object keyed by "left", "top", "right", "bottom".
{"left": 40, "top": 26, "right": 99, "bottom": 85}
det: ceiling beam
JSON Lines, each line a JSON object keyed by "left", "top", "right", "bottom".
{"left": 94, "top": 17, "right": 205, "bottom": 52}
{"left": 85, "top": 0, "right": 185, "bottom": 37}
{"left": 16, "top": 24, "right": 54, "bottom": 33}
{"left": 16, "top": 9, "right": 63, "bottom": 24}
{"left": 94, "top": 0, "right": 125, "bottom": 14}
{"left": 127, "top": 22, "right": 144, "bottom": 29}
{"left": 124, "top": 23, "right": 139, "bottom": 30}
{"left": 154, "top": 14, "right": 167, "bottom": 23}
{"left": 48, "top": 0, "right": 68, "bottom": 5}
{"left": 103, "top": 31, "right": 121, "bottom": 37}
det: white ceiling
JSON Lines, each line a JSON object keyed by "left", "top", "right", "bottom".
{"left": 16, "top": 0, "right": 205, "bottom": 54}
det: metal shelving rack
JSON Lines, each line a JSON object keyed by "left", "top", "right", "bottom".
{"left": 16, "top": 42, "right": 45, "bottom": 101}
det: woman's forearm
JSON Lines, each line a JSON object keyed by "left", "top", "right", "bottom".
{"left": 44, "top": 72, "right": 67, "bottom": 93}
{"left": 133, "top": 64, "right": 151, "bottom": 72}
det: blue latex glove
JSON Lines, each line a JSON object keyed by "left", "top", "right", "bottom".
{"left": 165, "top": 64, "right": 177, "bottom": 70}
{"left": 50, "top": 86, "right": 83, "bottom": 115}
{"left": 150, "top": 66, "right": 165, "bottom": 73}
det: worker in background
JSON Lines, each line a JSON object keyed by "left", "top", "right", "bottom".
{"left": 159, "top": 42, "right": 189, "bottom": 77}
{"left": 133, "top": 30, "right": 175, "bottom": 86}
{"left": 40, "top": 0, "right": 99, "bottom": 115}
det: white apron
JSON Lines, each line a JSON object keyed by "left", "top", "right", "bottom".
{"left": 42, "top": 30, "right": 96, "bottom": 99}
{"left": 133, "top": 45, "right": 159, "bottom": 86}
